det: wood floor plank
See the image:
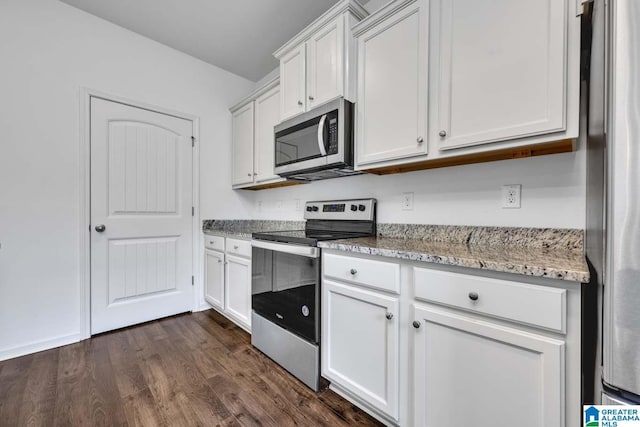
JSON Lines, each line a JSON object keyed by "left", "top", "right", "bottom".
{"left": 0, "top": 354, "right": 34, "bottom": 425}
{"left": 0, "top": 309, "right": 382, "bottom": 427}
{"left": 17, "top": 349, "right": 59, "bottom": 426}
{"left": 123, "top": 387, "right": 167, "bottom": 427}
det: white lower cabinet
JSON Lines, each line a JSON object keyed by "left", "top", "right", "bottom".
{"left": 204, "top": 249, "right": 225, "bottom": 310}
{"left": 322, "top": 279, "right": 400, "bottom": 421}
{"left": 412, "top": 304, "right": 565, "bottom": 427}
{"left": 225, "top": 254, "right": 252, "bottom": 330}
{"left": 203, "top": 236, "right": 252, "bottom": 332}
{"left": 321, "top": 249, "right": 580, "bottom": 427}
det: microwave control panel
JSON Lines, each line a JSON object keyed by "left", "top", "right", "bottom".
{"left": 327, "top": 116, "right": 338, "bottom": 155}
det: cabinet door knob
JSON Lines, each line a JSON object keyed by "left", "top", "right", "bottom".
{"left": 412, "top": 320, "right": 421, "bottom": 329}
{"left": 247, "top": 173, "right": 252, "bottom": 177}
{"left": 218, "top": 259, "right": 222, "bottom": 264}
{"left": 386, "top": 312, "right": 394, "bottom": 320}
{"left": 308, "top": 96, "right": 314, "bottom": 101}
{"left": 439, "top": 130, "right": 447, "bottom": 138}
{"left": 234, "top": 245, "right": 239, "bottom": 250}
{"left": 417, "top": 137, "right": 424, "bottom": 143}
{"left": 253, "top": 172, "right": 257, "bottom": 176}
{"left": 350, "top": 268, "right": 357, "bottom": 275}
{"left": 468, "top": 292, "right": 479, "bottom": 301}
{"left": 298, "top": 100, "right": 303, "bottom": 106}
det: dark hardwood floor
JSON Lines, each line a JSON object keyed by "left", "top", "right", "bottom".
{"left": 0, "top": 310, "right": 383, "bottom": 426}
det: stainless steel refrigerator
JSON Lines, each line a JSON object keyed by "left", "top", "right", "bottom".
{"left": 587, "top": 0, "right": 640, "bottom": 406}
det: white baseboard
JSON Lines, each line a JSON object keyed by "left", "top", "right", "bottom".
{"left": 0, "top": 333, "right": 82, "bottom": 362}
{"left": 195, "top": 302, "right": 213, "bottom": 312}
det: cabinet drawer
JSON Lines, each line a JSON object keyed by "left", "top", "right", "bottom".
{"left": 413, "top": 268, "right": 566, "bottom": 333}
{"left": 226, "top": 238, "right": 251, "bottom": 258}
{"left": 324, "top": 253, "right": 400, "bottom": 294}
{"left": 204, "top": 235, "right": 225, "bottom": 251}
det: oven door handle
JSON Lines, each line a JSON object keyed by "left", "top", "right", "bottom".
{"left": 251, "top": 240, "right": 320, "bottom": 258}
{"left": 316, "top": 114, "right": 328, "bottom": 156}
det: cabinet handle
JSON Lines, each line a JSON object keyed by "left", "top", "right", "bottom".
{"left": 439, "top": 130, "right": 447, "bottom": 138}
{"left": 412, "top": 320, "right": 421, "bottom": 329}
{"left": 350, "top": 268, "right": 357, "bottom": 275}
{"left": 417, "top": 137, "right": 424, "bottom": 143}
{"left": 386, "top": 312, "right": 394, "bottom": 320}
{"left": 298, "top": 100, "right": 303, "bottom": 106}
{"left": 468, "top": 292, "right": 479, "bottom": 301}
{"left": 308, "top": 96, "right": 314, "bottom": 101}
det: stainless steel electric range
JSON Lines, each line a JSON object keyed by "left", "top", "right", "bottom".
{"left": 250, "top": 198, "right": 377, "bottom": 391}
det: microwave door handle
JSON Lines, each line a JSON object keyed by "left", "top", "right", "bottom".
{"left": 317, "top": 114, "right": 328, "bottom": 156}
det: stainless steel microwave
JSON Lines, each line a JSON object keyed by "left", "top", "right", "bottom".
{"left": 274, "top": 98, "right": 359, "bottom": 181}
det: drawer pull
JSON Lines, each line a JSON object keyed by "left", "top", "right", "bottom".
{"left": 386, "top": 312, "right": 394, "bottom": 320}
{"left": 412, "top": 320, "right": 421, "bottom": 329}
{"left": 350, "top": 268, "right": 357, "bottom": 275}
{"left": 468, "top": 292, "right": 479, "bottom": 301}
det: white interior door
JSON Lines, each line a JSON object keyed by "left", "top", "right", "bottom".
{"left": 90, "top": 97, "right": 194, "bottom": 334}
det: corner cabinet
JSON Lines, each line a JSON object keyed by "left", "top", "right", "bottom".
{"left": 321, "top": 249, "right": 582, "bottom": 427}
{"left": 203, "top": 235, "right": 252, "bottom": 332}
{"left": 352, "top": 0, "right": 581, "bottom": 172}
{"left": 230, "top": 78, "right": 288, "bottom": 189}
{"left": 274, "top": 0, "right": 368, "bottom": 121}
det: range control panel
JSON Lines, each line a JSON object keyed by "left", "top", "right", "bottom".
{"left": 304, "top": 199, "right": 376, "bottom": 221}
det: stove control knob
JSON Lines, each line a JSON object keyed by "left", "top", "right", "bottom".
{"left": 306, "top": 206, "right": 313, "bottom": 212}
{"left": 358, "top": 204, "right": 366, "bottom": 211}
{"left": 312, "top": 206, "right": 319, "bottom": 212}
{"left": 350, "top": 204, "right": 358, "bottom": 212}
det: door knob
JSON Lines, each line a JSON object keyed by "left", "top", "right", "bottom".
{"left": 94, "top": 224, "right": 106, "bottom": 233}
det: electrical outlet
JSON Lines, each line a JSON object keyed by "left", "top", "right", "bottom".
{"left": 502, "top": 184, "right": 521, "bottom": 209}
{"left": 402, "top": 192, "right": 414, "bottom": 211}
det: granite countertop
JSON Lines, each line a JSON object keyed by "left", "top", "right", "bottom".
{"left": 318, "top": 225, "right": 589, "bottom": 283}
{"left": 203, "top": 219, "right": 305, "bottom": 239}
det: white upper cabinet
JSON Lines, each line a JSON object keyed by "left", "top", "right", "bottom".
{"left": 280, "top": 45, "right": 306, "bottom": 120}
{"left": 355, "top": 0, "right": 428, "bottom": 166}
{"left": 274, "top": 0, "right": 368, "bottom": 122}
{"left": 307, "top": 17, "right": 343, "bottom": 110}
{"left": 254, "top": 85, "right": 281, "bottom": 183}
{"left": 434, "top": 0, "right": 570, "bottom": 150}
{"left": 230, "top": 78, "right": 287, "bottom": 189}
{"left": 231, "top": 102, "right": 254, "bottom": 186}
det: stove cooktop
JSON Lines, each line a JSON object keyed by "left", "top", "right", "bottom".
{"left": 251, "top": 229, "right": 370, "bottom": 246}
{"left": 252, "top": 198, "right": 377, "bottom": 247}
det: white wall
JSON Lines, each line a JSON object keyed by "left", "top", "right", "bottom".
{"left": 248, "top": 148, "right": 586, "bottom": 229}
{"left": 0, "top": 0, "right": 253, "bottom": 359}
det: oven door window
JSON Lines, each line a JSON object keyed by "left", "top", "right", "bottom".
{"left": 251, "top": 247, "right": 319, "bottom": 343}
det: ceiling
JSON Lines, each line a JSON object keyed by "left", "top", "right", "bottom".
{"left": 59, "top": 0, "right": 345, "bottom": 81}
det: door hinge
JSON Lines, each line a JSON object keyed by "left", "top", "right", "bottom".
{"left": 192, "top": 206, "right": 195, "bottom": 216}
{"left": 191, "top": 136, "right": 195, "bottom": 147}
{"left": 191, "top": 275, "right": 194, "bottom": 286}
{"left": 576, "top": 0, "right": 593, "bottom": 16}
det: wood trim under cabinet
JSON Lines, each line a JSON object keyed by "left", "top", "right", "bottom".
{"left": 362, "top": 139, "right": 575, "bottom": 176}
{"left": 239, "top": 180, "right": 306, "bottom": 191}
